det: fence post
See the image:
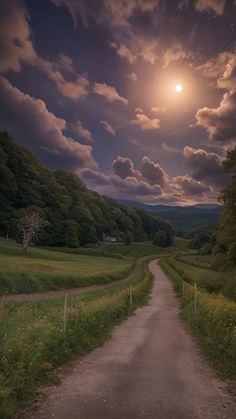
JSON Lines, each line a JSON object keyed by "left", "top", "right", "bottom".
{"left": 63, "top": 292, "right": 68, "bottom": 335}
{"left": 182, "top": 280, "right": 185, "bottom": 298}
{"left": 129, "top": 284, "right": 133, "bottom": 305}
{"left": 194, "top": 283, "right": 197, "bottom": 314}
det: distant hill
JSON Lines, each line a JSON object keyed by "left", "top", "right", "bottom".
{"left": 119, "top": 200, "right": 223, "bottom": 231}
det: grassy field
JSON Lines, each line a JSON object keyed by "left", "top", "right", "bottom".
{"left": 165, "top": 255, "right": 236, "bottom": 300}
{"left": 171, "top": 237, "right": 191, "bottom": 250}
{"left": 0, "top": 256, "right": 154, "bottom": 418}
{"left": 160, "top": 258, "right": 236, "bottom": 378}
{"left": 57, "top": 241, "right": 168, "bottom": 259}
{"left": 0, "top": 239, "right": 136, "bottom": 294}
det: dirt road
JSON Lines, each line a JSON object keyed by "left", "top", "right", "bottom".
{"left": 5, "top": 274, "right": 133, "bottom": 302}
{"left": 26, "top": 260, "right": 236, "bottom": 419}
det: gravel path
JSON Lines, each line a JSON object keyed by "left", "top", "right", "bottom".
{"left": 25, "top": 259, "right": 236, "bottom": 419}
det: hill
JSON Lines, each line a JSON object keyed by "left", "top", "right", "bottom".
{"left": 0, "top": 132, "right": 174, "bottom": 247}
{"left": 119, "top": 200, "right": 223, "bottom": 231}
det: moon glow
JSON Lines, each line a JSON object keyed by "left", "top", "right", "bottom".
{"left": 175, "top": 83, "right": 183, "bottom": 92}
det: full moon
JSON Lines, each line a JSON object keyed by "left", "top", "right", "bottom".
{"left": 175, "top": 83, "right": 183, "bottom": 92}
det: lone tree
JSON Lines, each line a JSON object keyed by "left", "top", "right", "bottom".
{"left": 17, "top": 211, "right": 48, "bottom": 254}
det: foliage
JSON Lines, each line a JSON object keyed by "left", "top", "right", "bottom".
{"left": 0, "top": 257, "right": 154, "bottom": 418}
{"left": 153, "top": 230, "right": 167, "bottom": 247}
{"left": 160, "top": 258, "right": 236, "bottom": 378}
{"left": 123, "top": 232, "right": 133, "bottom": 246}
{"left": 213, "top": 147, "right": 236, "bottom": 269}
{"left": 0, "top": 132, "right": 174, "bottom": 248}
{"left": 189, "top": 231, "right": 210, "bottom": 250}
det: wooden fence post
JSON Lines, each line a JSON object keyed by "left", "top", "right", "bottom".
{"left": 182, "top": 280, "right": 185, "bottom": 298}
{"left": 194, "top": 283, "right": 197, "bottom": 314}
{"left": 63, "top": 292, "right": 68, "bottom": 335}
{"left": 129, "top": 284, "right": 133, "bottom": 305}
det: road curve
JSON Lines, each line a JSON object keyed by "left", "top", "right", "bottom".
{"left": 26, "top": 259, "right": 236, "bottom": 419}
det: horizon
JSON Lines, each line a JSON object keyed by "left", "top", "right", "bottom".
{"left": 0, "top": 0, "right": 236, "bottom": 205}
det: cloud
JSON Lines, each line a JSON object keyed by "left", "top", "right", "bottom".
{"left": 52, "top": 0, "right": 158, "bottom": 29}
{"left": 196, "top": 89, "right": 236, "bottom": 144}
{"left": 218, "top": 56, "right": 236, "bottom": 90}
{"left": 80, "top": 153, "right": 221, "bottom": 204}
{"left": 138, "top": 40, "right": 157, "bottom": 64}
{"left": 197, "top": 51, "right": 235, "bottom": 79}
{"left": 0, "top": 76, "right": 96, "bottom": 171}
{"left": 183, "top": 145, "right": 229, "bottom": 188}
{"left": 161, "top": 142, "right": 181, "bottom": 154}
{"left": 127, "top": 72, "right": 138, "bottom": 82}
{"left": 178, "top": 0, "right": 189, "bottom": 10}
{"left": 173, "top": 175, "right": 211, "bottom": 196}
{"left": 0, "top": 1, "right": 89, "bottom": 101}
{"left": 110, "top": 42, "right": 136, "bottom": 64}
{"left": 162, "top": 45, "right": 189, "bottom": 68}
{"left": 46, "top": 70, "right": 89, "bottom": 100}
{"left": 80, "top": 168, "right": 110, "bottom": 185}
{"left": 131, "top": 113, "right": 160, "bottom": 130}
{"left": 110, "top": 174, "right": 162, "bottom": 196}
{"left": 101, "top": 120, "right": 116, "bottom": 136}
{"left": 140, "top": 156, "right": 167, "bottom": 186}
{"left": 195, "top": 0, "right": 226, "bottom": 15}
{"left": 0, "top": 0, "right": 37, "bottom": 73}
{"left": 72, "top": 119, "right": 93, "bottom": 141}
{"left": 93, "top": 82, "right": 128, "bottom": 105}
{"left": 151, "top": 106, "right": 166, "bottom": 114}
{"left": 112, "top": 156, "right": 137, "bottom": 178}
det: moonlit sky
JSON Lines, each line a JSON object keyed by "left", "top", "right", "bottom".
{"left": 0, "top": 0, "right": 236, "bottom": 205}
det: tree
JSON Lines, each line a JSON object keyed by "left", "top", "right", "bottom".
{"left": 124, "top": 232, "right": 133, "bottom": 246}
{"left": 153, "top": 230, "right": 167, "bottom": 247}
{"left": 17, "top": 211, "right": 48, "bottom": 254}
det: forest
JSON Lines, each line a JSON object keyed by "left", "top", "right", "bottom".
{"left": 0, "top": 132, "right": 174, "bottom": 248}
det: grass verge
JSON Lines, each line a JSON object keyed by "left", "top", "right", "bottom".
{"left": 160, "top": 258, "right": 236, "bottom": 379}
{"left": 0, "top": 256, "right": 155, "bottom": 418}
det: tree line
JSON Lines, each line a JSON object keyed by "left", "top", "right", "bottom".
{"left": 0, "top": 132, "right": 174, "bottom": 248}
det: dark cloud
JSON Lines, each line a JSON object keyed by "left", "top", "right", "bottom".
{"left": 140, "top": 156, "right": 167, "bottom": 186}
{"left": 72, "top": 119, "right": 93, "bottom": 141}
{"left": 80, "top": 168, "right": 110, "bottom": 185}
{"left": 52, "top": 0, "right": 158, "bottom": 28}
{"left": 110, "top": 175, "right": 162, "bottom": 196}
{"left": 0, "top": 76, "right": 96, "bottom": 171}
{"left": 0, "top": 0, "right": 36, "bottom": 73}
{"left": 196, "top": 89, "right": 236, "bottom": 144}
{"left": 112, "top": 156, "right": 137, "bottom": 178}
{"left": 173, "top": 175, "right": 211, "bottom": 196}
{"left": 184, "top": 145, "right": 229, "bottom": 188}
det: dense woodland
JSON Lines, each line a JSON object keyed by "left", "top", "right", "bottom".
{"left": 212, "top": 148, "right": 236, "bottom": 269}
{"left": 0, "top": 132, "right": 174, "bottom": 247}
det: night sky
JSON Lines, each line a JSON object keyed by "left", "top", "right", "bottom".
{"left": 1, "top": 0, "right": 236, "bottom": 205}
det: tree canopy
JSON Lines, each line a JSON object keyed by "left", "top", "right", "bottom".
{"left": 212, "top": 147, "right": 236, "bottom": 269}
